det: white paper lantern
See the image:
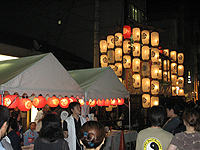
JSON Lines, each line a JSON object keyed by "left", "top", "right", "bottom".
{"left": 163, "top": 60, "right": 169, "bottom": 71}
{"left": 178, "top": 77, "right": 184, "bottom": 88}
{"left": 107, "top": 35, "right": 114, "bottom": 49}
{"left": 115, "top": 33, "right": 122, "bottom": 47}
{"left": 171, "top": 75, "right": 177, "bottom": 86}
{"left": 142, "top": 78, "right": 150, "bottom": 92}
{"left": 132, "top": 27, "right": 140, "bottom": 42}
{"left": 142, "top": 94, "right": 150, "bottom": 108}
{"left": 132, "top": 42, "right": 141, "bottom": 57}
{"left": 114, "top": 63, "right": 122, "bottom": 76}
{"left": 109, "top": 64, "right": 115, "bottom": 71}
{"left": 158, "top": 59, "right": 162, "bottom": 69}
{"left": 132, "top": 58, "right": 140, "bottom": 72}
{"left": 132, "top": 74, "right": 141, "bottom": 88}
{"left": 151, "top": 96, "right": 159, "bottom": 107}
{"left": 163, "top": 71, "right": 168, "bottom": 81}
{"left": 178, "top": 53, "right": 184, "bottom": 64}
{"left": 115, "top": 48, "right": 122, "bottom": 61}
{"left": 141, "top": 30, "right": 149, "bottom": 45}
{"left": 158, "top": 70, "right": 162, "bottom": 80}
{"left": 168, "top": 71, "right": 171, "bottom": 82}
{"left": 142, "top": 46, "right": 149, "bottom": 60}
{"left": 172, "top": 86, "right": 177, "bottom": 96}
{"left": 142, "top": 62, "right": 150, "bottom": 76}
{"left": 100, "top": 55, "right": 108, "bottom": 67}
{"left": 151, "top": 48, "right": 159, "bottom": 63}
{"left": 171, "top": 63, "right": 177, "bottom": 74}
{"left": 151, "top": 32, "right": 159, "bottom": 47}
{"left": 163, "top": 49, "right": 169, "bottom": 57}
{"left": 151, "top": 80, "right": 159, "bottom": 95}
{"left": 170, "top": 51, "right": 177, "bottom": 62}
{"left": 118, "top": 77, "right": 122, "bottom": 82}
{"left": 123, "top": 55, "right": 131, "bottom": 68}
{"left": 151, "top": 64, "right": 159, "bottom": 79}
{"left": 107, "top": 50, "right": 115, "bottom": 64}
{"left": 100, "top": 40, "right": 107, "bottom": 53}
{"left": 178, "top": 89, "right": 184, "bottom": 96}
{"left": 178, "top": 65, "right": 184, "bottom": 76}
{"left": 123, "top": 40, "right": 131, "bottom": 54}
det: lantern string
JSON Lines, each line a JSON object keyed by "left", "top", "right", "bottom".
{"left": 7, "top": 96, "right": 18, "bottom": 107}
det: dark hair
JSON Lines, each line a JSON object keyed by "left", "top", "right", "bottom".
{"left": 79, "top": 121, "right": 105, "bottom": 149}
{"left": 183, "top": 109, "right": 200, "bottom": 131}
{"left": 8, "top": 118, "right": 18, "bottom": 131}
{"left": 39, "top": 114, "right": 64, "bottom": 142}
{"left": 69, "top": 102, "right": 80, "bottom": 114}
{"left": 29, "top": 122, "right": 36, "bottom": 126}
{"left": 0, "top": 105, "right": 10, "bottom": 128}
{"left": 165, "top": 102, "right": 180, "bottom": 115}
{"left": 149, "top": 105, "right": 166, "bottom": 127}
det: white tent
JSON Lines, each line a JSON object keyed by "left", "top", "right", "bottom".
{"left": 0, "top": 53, "right": 84, "bottom": 97}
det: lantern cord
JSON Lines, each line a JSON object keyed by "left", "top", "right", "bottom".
{"left": 8, "top": 96, "right": 18, "bottom": 107}
{"left": 124, "top": 102, "right": 129, "bottom": 108}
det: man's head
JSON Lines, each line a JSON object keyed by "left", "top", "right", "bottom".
{"left": 149, "top": 105, "right": 166, "bottom": 127}
{"left": 0, "top": 105, "right": 10, "bottom": 138}
{"left": 69, "top": 102, "right": 81, "bottom": 115}
{"left": 165, "top": 103, "right": 180, "bottom": 117}
{"left": 43, "top": 104, "right": 50, "bottom": 114}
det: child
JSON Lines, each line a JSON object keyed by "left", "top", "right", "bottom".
{"left": 23, "top": 122, "right": 38, "bottom": 146}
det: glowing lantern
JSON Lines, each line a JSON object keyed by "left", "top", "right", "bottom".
{"left": 142, "top": 62, "right": 150, "bottom": 77}
{"left": 142, "top": 78, "right": 150, "bottom": 92}
{"left": 163, "top": 71, "right": 168, "bottom": 81}
{"left": 132, "top": 27, "right": 140, "bottom": 42}
{"left": 79, "top": 98, "right": 84, "bottom": 106}
{"left": 178, "top": 65, "right": 184, "bottom": 76}
{"left": 178, "top": 53, "right": 184, "bottom": 64}
{"left": 115, "top": 63, "right": 122, "bottom": 76}
{"left": 151, "top": 64, "right": 159, "bottom": 79}
{"left": 132, "top": 43, "right": 140, "bottom": 57}
{"left": 100, "top": 40, "right": 107, "bottom": 53}
{"left": 111, "top": 98, "right": 118, "bottom": 105}
{"left": 170, "top": 51, "right": 177, "bottom": 62}
{"left": 163, "top": 60, "right": 169, "bottom": 71}
{"left": 142, "top": 46, "right": 149, "bottom": 60}
{"left": 118, "top": 98, "right": 124, "bottom": 105}
{"left": 151, "top": 32, "right": 159, "bottom": 47}
{"left": 158, "top": 59, "right": 162, "bottom": 69}
{"left": 151, "top": 96, "right": 159, "bottom": 107}
{"left": 47, "top": 96, "right": 59, "bottom": 107}
{"left": 168, "top": 71, "right": 171, "bottom": 82}
{"left": 118, "top": 78, "right": 122, "bottom": 82}
{"left": 115, "top": 48, "right": 122, "bottom": 61}
{"left": 18, "top": 98, "right": 32, "bottom": 111}
{"left": 171, "top": 63, "right": 177, "bottom": 74}
{"left": 158, "top": 70, "right": 162, "bottom": 80}
{"left": 3, "top": 95, "right": 19, "bottom": 108}
{"left": 151, "top": 80, "right": 159, "bottom": 95}
{"left": 171, "top": 75, "right": 177, "bottom": 86}
{"left": 132, "top": 74, "right": 141, "bottom": 88}
{"left": 141, "top": 30, "right": 149, "bottom": 45}
{"left": 123, "top": 55, "right": 131, "bottom": 68}
{"left": 123, "top": 25, "right": 131, "bottom": 39}
{"left": 142, "top": 94, "right": 150, "bottom": 108}
{"left": 97, "top": 99, "right": 105, "bottom": 106}
{"left": 132, "top": 58, "right": 140, "bottom": 72}
{"left": 100, "top": 55, "right": 108, "bottom": 67}
{"left": 151, "top": 48, "right": 159, "bottom": 63}
{"left": 163, "top": 49, "right": 169, "bottom": 57}
{"left": 178, "top": 77, "right": 184, "bottom": 88}
{"left": 59, "top": 97, "right": 70, "bottom": 108}
{"left": 69, "top": 96, "right": 77, "bottom": 103}
{"left": 107, "top": 50, "right": 115, "bottom": 64}
{"left": 123, "top": 40, "right": 131, "bottom": 54}
{"left": 178, "top": 89, "right": 184, "bottom": 96}
{"left": 104, "top": 98, "right": 111, "bottom": 106}
{"left": 172, "top": 86, "right": 177, "bottom": 96}
{"left": 32, "top": 96, "right": 46, "bottom": 108}
{"left": 107, "top": 35, "right": 114, "bottom": 49}
{"left": 89, "top": 99, "right": 97, "bottom": 107}
{"left": 115, "top": 33, "right": 122, "bottom": 47}
{"left": 0, "top": 95, "right": 1, "bottom": 105}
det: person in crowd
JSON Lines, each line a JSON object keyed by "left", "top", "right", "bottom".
{"left": 167, "top": 109, "right": 200, "bottom": 150}
{"left": 7, "top": 119, "right": 21, "bottom": 150}
{"left": 162, "top": 102, "right": 181, "bottom": 134}
{"left": 0, "top": 105, "right": 10, "bottom": 150}
{"left": 34, "top": 104, "right": 50, "bottom": 133}
{"left": 86, "top": 108, "right": 98, "bottom": 121}
{"left": 23, "top": 122, "right": 38, "bottom": 146}
{"left": 79, "top": 121, "right": 105, "bottom": 150}
{"left": 34, "top": 114, "right": 69, "bottom": 150}
{"left": 1, "top": 136, "right": 13, "bottom": 150}
{"left": 63, "top": 102, "right": 87, "bottom": 150}
{"left": 136, "top": 105, "right": 174, "bottom": 150}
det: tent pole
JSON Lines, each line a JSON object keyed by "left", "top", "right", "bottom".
{"left": 129, "top": 98, "right": 131, "bottom": 150}
{"left": 1, "top": 86, "right": 4, "bottom": 105}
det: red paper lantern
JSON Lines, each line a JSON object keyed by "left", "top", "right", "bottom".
{"left": 118, "top": 98, "right": 124, "bottom": 105}
{"left": 3, "top": 95, "right": 19, "bottom": 108}
{"left": 32, "top": 96, "right": 46, "bottom": 108}
{"left": 111, "top": 98, "right": 118, "bottom": 106}
{"left": 104, "top": 98, "right": 111, "bottom": 106}
{"left": 123, "top": 25, "right": 131, "bottom": 39}
{"left": 18, "top": 98, "right": 32, "bottom": 111}
{"left": 89, "top": 99, "right": 97, "bottom": 107}
{"left": 97, "top": 98, "right": 105, "bottom": 106}
{"left": 0, "top": 94, "right": 2, "bottom": 105}
{"left": 78, "top": 98, "right": 84, "bottom": 106}
{"left": 59, "top": 97, "right": 70, "bottom": 108}
{"left": 69, "top": 96, "right": 77, "bottom": 103}
{"left": 47, "top": 96, "right": 59, "bottom": 107}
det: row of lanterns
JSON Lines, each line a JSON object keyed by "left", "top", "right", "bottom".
{"left": 0, "top": 95, "right": 124, "bottom": 111}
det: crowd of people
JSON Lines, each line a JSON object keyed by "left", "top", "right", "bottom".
{"left": 0, "top": 100, "right": 200, "bottom": 150}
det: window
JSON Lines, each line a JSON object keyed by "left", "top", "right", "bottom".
{"left": 129, "top": 4, "right": 145, "bottom": 23}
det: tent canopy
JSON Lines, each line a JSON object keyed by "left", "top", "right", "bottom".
{"left": 0, "top": 53, "right": 84, "bottom": 97}
{"left": 68, "top": 67, "right": 130, "bottom": 101}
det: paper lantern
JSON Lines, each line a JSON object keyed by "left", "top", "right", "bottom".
{"left": 151, "top": 96, "right": 159, "bottom": 107}
{"left": 47, "top": 96, "right": 59, "bottom": 107}
{"left": 142, "top": 94, "right": 150, "bottom": 108}
{"left": 107, "top": 50, "right": 115, "bottom": 64}
{"left": 59, "top": 97, "right": 70, "bottom": 108}
{"left": 32, "top": 96, "right": 46, "bottom": 108}
{"left": 151, "top": 32, "right": 159, "bottom": 47}
{"left": 142, "top": 62, "right": 150, "bottom": 77}
{"left": 0, "top": 95, "right": 1, "bottom": 105}
{"left": 142, "top": 78, "right": 150, "bottom": 92}
{"left": 123, "top": 55, "right": 131, "bottom": 69}
{"left": 141, "top": 30, "right": 149, "bottom": 45}
{"left": 115, "top": 48, "right": 122, "bottom": 61}
{"left": 18, "top": 98, "right": 32, "bottom": 111}
{"left": 118, "top": 78, "right": 122, "bottom": 82}
{"left": 118, "top": 98, "right": 124, "bottom": 105}
{"left": 3, "top": 95, "right": 19, "bottom": 108}
{"left": 132, "top": 58, "right": 140, "bottom": 72}
{"left": 97, "top": 98, "right": 105, "bottom": 106}
{"left": 123, "top": 40, "right": 131, "bottom": 54}
{"left": 178, "top": 89, "right": 184, "bottom": 96}
{"left": 115, "top": 63, "right": 122, "bottom": 76}
{"left": 151, "top": 48, "right": 159, "bottom": 63}
{"left": 79, "top": 98, "right": 84, "bottom": 106}
{"left": 89, "top": 99, "right": 97, "bottom": 107}
{"left": 178, "top": 77, "right": 184, "bottom": 88}
{"left": 178, "top": 53, "right": 184, "bottom": 64}
{"left": 171, "top": 63, "right": 177, "bottom": 74}
{"left": 172, "top": 86, "right": 177, "bottom": 96}
{"left": 163, "top": 71, "right": 168, "bottom": 81}
{"left": 178, "top": 65, "right": 184, "bottom": 76}
{"left": 170, "top": 51, "right": 177, "bottom": 62}
{"left": 132, "top": 27, "right": 140, "bottom": 42}
{"left": 115, "top": 33, "right": 122, "bottom": 47}
{"left": 163, "top": 60, "right": 169, "bottom": 71}
{"left": 158, "top": 70, "right": 162, "bottom": 80}
{"left": 158, "top": 59, "right": 162, "bottom": 69}
{"left": 100, "top": 55, "right": 108, "bottom": 67}
{"left": 100, "top": 40, "right": 107, "bottom": 53}
{"left": 111, "top": 98, "right": 118, "bottom": 106}
{"left": 132, "top": 74, "right": 141, "bottom": 88}
{"left": 104, "top": 98, "right": 111, "bottom": 106}
{"left": 151, "top": 64, "right": 159, "bottom": 79}
{"left": 171, "top": 75, "right": 177, "bottom": 86}
{"left": 107, "top": 35, "right": 114, "bottom": 49}
{"left": 69, "top": 96, "right": 77, "bottom": 103}
{"left": 151, "top": 80, "right": 159, "bottom": 95}
{"left": 163, "top": 49, "right": 169, "bottom": 57}
{"left": 142, "top": 46, "right": 149, "bottom": 60}
{"left": 132, "top": 43, "right": 140, "bottom": 57}
{"left": 123, "top": 25, "right": 131, "bottom": 39}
